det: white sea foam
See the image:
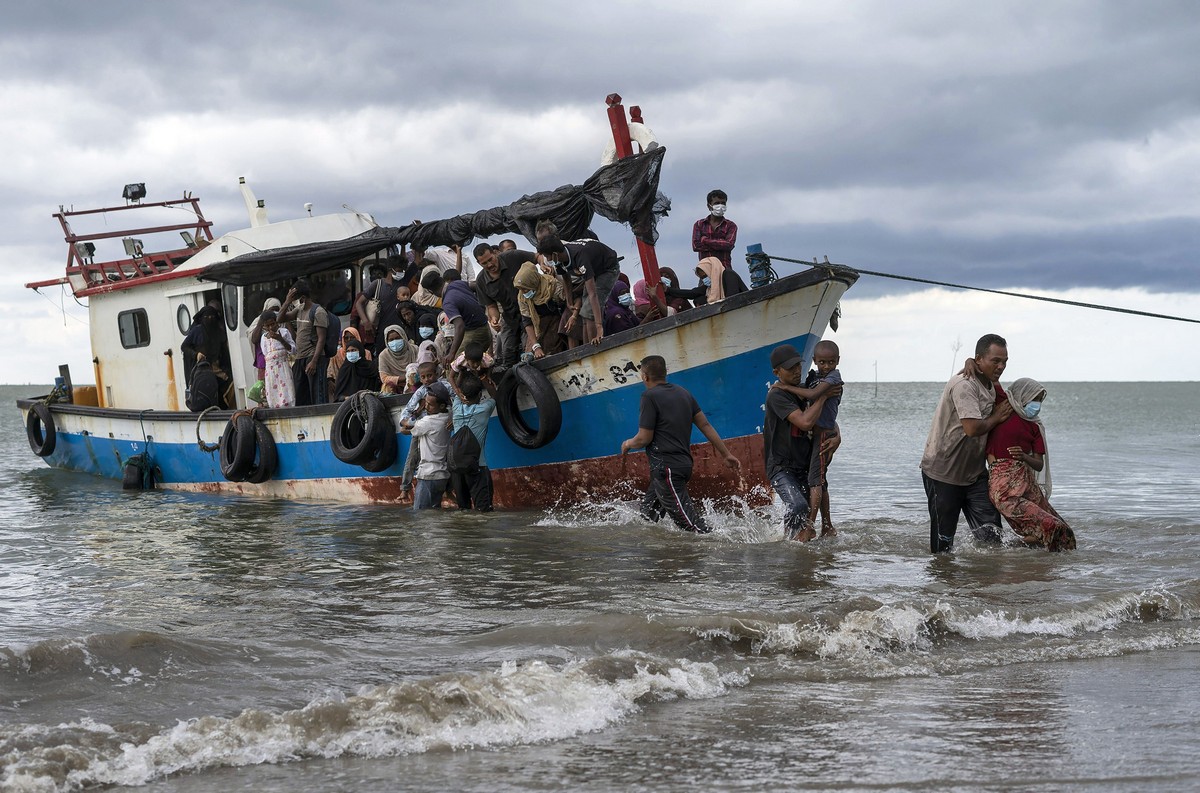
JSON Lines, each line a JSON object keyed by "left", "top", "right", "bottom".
{"left": 0, "top": 651, "right": 740, "bottom": 792}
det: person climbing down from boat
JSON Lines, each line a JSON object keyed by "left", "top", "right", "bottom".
{"left": 763, "top": 344, "right": 842, "bottom": 541}
{"left": 248, "top": 297, "right": 283, "bottom": 382}
{"left": 279, "top": 278, "right": 329, "bottom": 407}
{"left": 985, "top": 377, "right": 1076, "bottom": 551}
{"left": 663, "top": 257, "right": 748, "bottom": 307}
{"left": 472, "top": 242, "right": 539, "bottom": 371}
{"left": 332, "top": 337, "right": 381, "bottom": 402}
{"left": 692, "top": 188, "right": 737, "bottom": 269}
{"left": 377, "top": 325, "right": 417, "bottom": 394}
{"left": 257, "top": 309, "right": 296, "bottom": 409}
{"left": 537, "top": 235, "right": 620, "bottom": 346}
{"left": 804, "top": 340, "right": 844, "bottom": 538}
{"left": 920, "top": 333, "right": 1013, "bottom": 553}
{"left": 406, "top": 381, "right": 453, "bottom": 511}
{"left": 398, "top": 362, "right": 451, "bottom": 499}
{"left": 182, "top": 305, "right": 233, "bottom": 408}
{"left": 448, "top": 371, "right": 497, "bottom": 512}
{"left": 621, "top": 355, "right": 741, "bottom": 534}
{"left": 603, "top": 279, "right": 641, "bottom": 336}
{"left": 440, "top": 268, "right": 492, "bottom": 369}
{"left": 513, "top": 261, "right": 566, "bottom": 359}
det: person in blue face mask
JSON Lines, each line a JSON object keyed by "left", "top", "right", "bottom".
{"left": 985, "top": 377, "right": 1076, "bottom": 551}
{"left": 332, "top": 337, "right": 381, "bottom": 401}
{"left": 603, "top": 279, "right": 641, "bottom": 336}
{"left": 377, "top": 325, "right": 417, "bottom": 394}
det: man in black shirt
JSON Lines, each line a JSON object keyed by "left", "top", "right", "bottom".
{"left": 762, "top": 344, "right": 841, "bottom": 541}
{"left": 537, "top": 235, "right": 621, "bottom": 346}
{"left": 472, "top": 243, "right": 538, "bottom": 369}
{"left": 621, "top": 355, "right": 740, "bottom": 533}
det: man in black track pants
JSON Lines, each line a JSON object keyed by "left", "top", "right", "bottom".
{"left": 620, "top": 355, "right": 740, "bottom": 533}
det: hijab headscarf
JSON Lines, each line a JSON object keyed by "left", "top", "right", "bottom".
{"left": 376, "top": 324, "right": 416, "bottom": 378}
{"left": 332, "top": 326, "right": 371, "bottom": 366}
{"left": 514, "top": 261, "right": 565, "bottom": 339}
{"left": 248, "top": 297, "right": 282, "bottom": 336}
{"left": 333, "top": 338, "right": 381, "bottom": 400}
{"left": 603, "top": 280, "right": 639, "bottom": 335}
{"left": 697, "top": 257, "right": 727, "bottom": 304}
{"left": 658, "top": 267, "right": 691, "bottom": 313}
{"left": 1007, "top": 376, "right": 1053, "bottom": 498}
{"left": 412, "top": 264, "right": 443, "bottom": 307}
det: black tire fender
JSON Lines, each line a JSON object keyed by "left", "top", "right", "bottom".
{"left": 26, "top": 403, "right": 57, "bottom": 457}
{"left": 219, "top": 414, "right": 257, "bottom": 482}
{"left": 244, "top": 419, "right": 278, "bottom": 484}
{"left": 331, "top": 392, "right": 396, "bottom": 469}
{"left": 496, "top": 363, "right": 562, "bottom": 449}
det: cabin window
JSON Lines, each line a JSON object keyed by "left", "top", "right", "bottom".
{"left": 117, "top": 309, "right": 151, "bottom": 349}
{"left": 176, "top": 304, "right": 192, "bottom": 335}
{"left": 222, "top": 284, "right": 239, "bottom": 331}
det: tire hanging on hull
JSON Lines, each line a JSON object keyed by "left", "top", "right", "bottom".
{"left": 496, "top": 363, "right": 562, "bottom": 449}
{"left": 330, "top": 392, "right": 398, "bottom": 471}
{"left": 26, "top": 403, "right": 57, "bottom": 457}
{"left": 220, "top": 414, "right": 278, "bottom": 483}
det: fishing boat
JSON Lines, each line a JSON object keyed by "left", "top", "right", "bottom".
{"left": 17, "top": 95, "right": 857, "bottom": 508}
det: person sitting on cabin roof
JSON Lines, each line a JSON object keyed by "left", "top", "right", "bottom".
{"left": 279, "top": 278, "right": 329, "bottom": 406}
{"left": 620, "top": 355, "right": 740, "bottom": 534}
{"left": 692, "top": 188, "right": 737, "bottom": 269}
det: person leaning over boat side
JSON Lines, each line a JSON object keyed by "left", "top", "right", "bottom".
{"left": 620, "top": 355, "right": 740, "bottom": 534}
{"left": 763, "top": 344, "right": 841, "bottom": 541}
{"left": 513, "top": 261, "right": 566, "bottom": 359}
{"left": 692, "top": 189, "right": 737, "bottom": 269}
{"left": 919, "top": 333, "right": 1013, "bottom": 553}
{"left": 473, "top": 243, "right": 539, "bottom": 372}
{"left": 986, "top": 377, "right": 1076, "bottom": 551}
{"left": 256, "top": 309, "right": 296, "bottom": 409}
{"left": 537, "top": 235, "right": 620, "bottom": 346}
{"left": 441, "top": 270, "right": 493, "bottom": 370}
{"left": 279, "top": 278, "right": 329, "bottom": 406}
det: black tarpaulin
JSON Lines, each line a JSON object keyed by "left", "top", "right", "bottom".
{"left": 200, "top": 147, "right": 669, "bottom": 287}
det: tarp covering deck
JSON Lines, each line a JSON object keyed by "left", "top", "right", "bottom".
{"left": 200, "top": 147, "right": 669, "bottom": 286}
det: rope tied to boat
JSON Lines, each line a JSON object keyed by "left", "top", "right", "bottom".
{"left": 763, "top": 253, "right": 1200, "bottom": 325}
{"left": 195, "top": 406, "right": 221, "bottom": 453}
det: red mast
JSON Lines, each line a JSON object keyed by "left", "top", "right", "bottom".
{"left": 605, "top": 93, "right": 664, "bottom": 295}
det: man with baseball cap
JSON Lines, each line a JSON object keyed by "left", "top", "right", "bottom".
{"left": 763, "top": 343, "right": 841, "bottom": 540}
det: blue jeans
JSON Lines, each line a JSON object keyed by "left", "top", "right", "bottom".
{"left": 413, "top": 477, "right": 449, "bottom": 510}
{"left": 770, "top": 469, "right": 811, "bottom": 539}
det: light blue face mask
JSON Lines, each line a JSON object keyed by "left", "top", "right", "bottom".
{"left": 617, "top": 293, "right": 633, "bottom": 307}
{"left": 701, "top": 276, "right": 712, "bottom": 288}
{"left": 387, "top": 338, "right": 405, "bottom": 354}
{"left": 661, "top": 276, "right": 672, "bottom": 288}
{"left": 1024, "top": 401, "right": 1042, "bottom": 418}
{"left": 419, "top": 327, "right": 435, "bottom": 339}
{"left": 523, "top": 290, "right": 537, "bottom": 300}
{"left": 346, "top": 351, "right": 361, "bottom": 364}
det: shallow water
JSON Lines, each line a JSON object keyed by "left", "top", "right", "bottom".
{"left": 2, "top": 381, "right": 1198, "bottom": 791}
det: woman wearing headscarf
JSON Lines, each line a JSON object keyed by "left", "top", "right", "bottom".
{"left": 632, "top": 279, "right": 671, "bottom": 323}
{"left": 326, "top": 326, "right": 372, "bottom": 394}
{"left": 663, "top": 258, "right": 749, "bottom": 307}
{"left": 376, "top": 324, "right": 417, "bottom": 393}
{"left": 332, "top": 337, "right": 381, "bottom": 401}
{"left": 986, "top": 377, "right": 1076, "bottom": 551}
{"left": 657, "top": 267, "right": 692, "bottom": 314}
{"left": 603, "top": 279, "right": 640, "bottom": 336}
{"left": 514, "top": 261, "right": 566, "bottom": 359}
{"left": 248, "top": 297, "right": 283, "bottom": 380}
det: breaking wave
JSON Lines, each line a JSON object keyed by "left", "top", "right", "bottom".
{"left": 0, "top": 651, "right": 743, "bottom": 792}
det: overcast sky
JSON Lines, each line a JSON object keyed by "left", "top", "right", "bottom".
{"left": 4, "top": 1, "right": 1199, "bottom": 384}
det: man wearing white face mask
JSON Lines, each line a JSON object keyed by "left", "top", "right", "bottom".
{"left": 692, "top": 189, "right": 738, "bottom": 269}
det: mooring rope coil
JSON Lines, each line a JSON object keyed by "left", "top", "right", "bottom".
{"left": 766, "top": 254, "right": 1200, "bottom": 325}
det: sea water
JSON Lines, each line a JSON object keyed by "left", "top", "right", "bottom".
{"left": 1, "top": 381, "right": 1198, "bottom": 792}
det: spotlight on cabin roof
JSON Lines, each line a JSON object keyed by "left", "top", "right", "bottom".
{"left": 122, "top": 183, "right": 146, "bottom": 203}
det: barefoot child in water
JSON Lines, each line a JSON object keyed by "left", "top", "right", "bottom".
{"left": 805, "top": 340, "right": 843, "bottom": 538}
